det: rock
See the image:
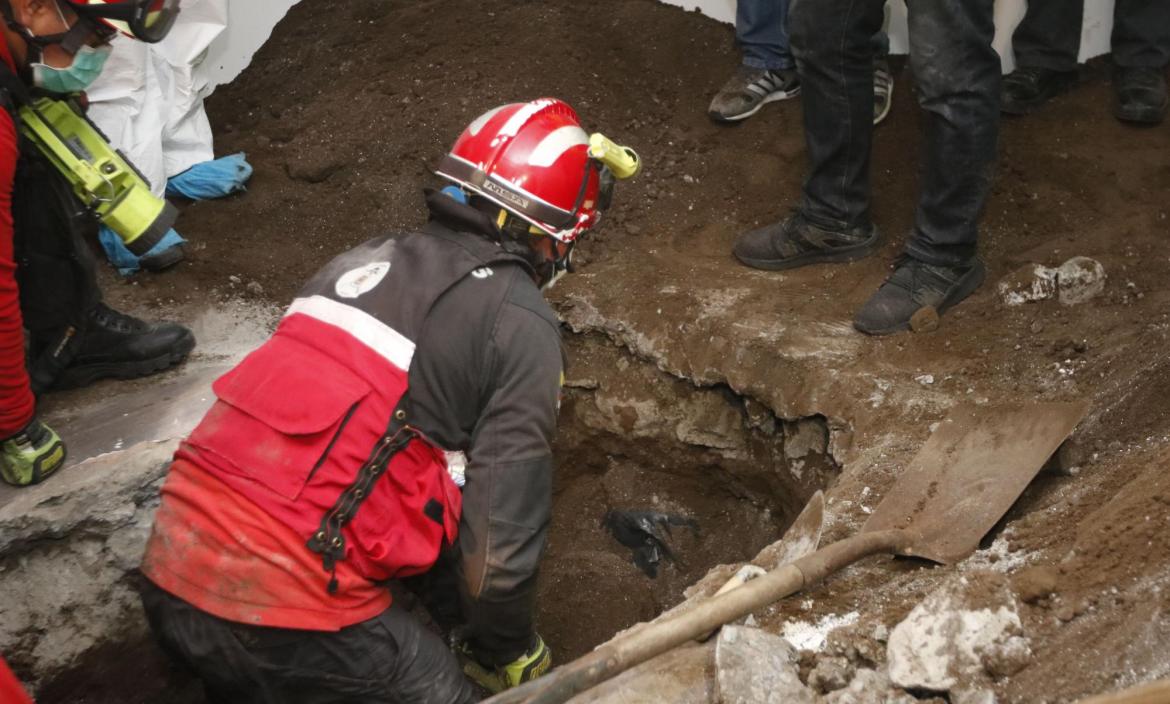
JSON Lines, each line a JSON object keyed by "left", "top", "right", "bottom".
{"left": 0, "top": 441, "right": 176, "bottom": 685}
{"left": 824, "top": 669, "right": 918, "bottom": 704}
{"left": 743, "top": 397, "right": 778, "bottom": 435}
{"left": 998, "top": 264, "right": 1057, "bottom": 306}
{"left": 715, "top": 625, "right": 813, "bottom": 704}
{"left": 910, "top": 306, "right": 940, "bottom": 333}
{"left": 577, "top": 641, "right": 713, "bottom": 704}
{"left": 981, "top": 635, "right": 1033, "bottom": 678}
{"left": 887, "top": 572, "right": 1031, "bottom": 693}
{"left": 915, "top": 374, "right": 935, "bottom": 386}
{"left": 998, "top": 257, "right": 1105, "bottom": 307}
{"left": 1055, "top": 256, "right": 1106, "bottom": 305}
{"left": 1012, "top": 565, "right": 1060, "bottom": 604}
{"left": 783, "top": 418, "right": 829, "bottom": 460}
{"left": 246, "top": 281, "right": 265, "bottom": 296}
{"left": 808, "top": 655, "right": 854, "bottom": 693}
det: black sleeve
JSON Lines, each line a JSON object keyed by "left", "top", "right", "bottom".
{"left": 457, "top": 280, "right": 562, "bottom": 665}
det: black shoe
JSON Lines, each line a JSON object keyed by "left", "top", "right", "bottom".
{"left": 1001, "top": 67, "right": 1077, "bottom": 115}
{"left": 54, "top": 303, "right": 196, "bottom": 389}
{"left": 733, "top": 213, "right": 880, "bottom": 271}
{"left": 1113, "top": 66, "right": 1168, "bottom": 125}
{"left": 853, "top": 256, "right": 986, "bottom": 336}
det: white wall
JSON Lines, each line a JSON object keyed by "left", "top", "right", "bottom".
{"left": 659, "top": 0, "right": 1117, "bottom": 72}
{"left": 195, "top": 0, "right": 303, "bottom": 93}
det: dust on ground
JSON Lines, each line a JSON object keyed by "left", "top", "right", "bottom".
{"left": 73, "top": 0, "right": 1170, "bottom": 701}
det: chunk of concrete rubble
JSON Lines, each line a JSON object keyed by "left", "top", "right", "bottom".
{"left": 824, "top": 669, "right": 919, "bottom": 704}
{"left": 714, "top": 625, "right": 814, "bottom": 704}
{"left": 998, "top": 257, "right": 1106, "bottom": 307}
{"left": 0, "top": 441, "right": 176, "bottom": 684}
{"left": 808, "top": 655, "right": 854, "bottom": 693}
{"left": 1054, "top": 256, "right": 1107, "bottom": 305}
{"left": 570, "top": 641, "right": 712, "bottom": 704}
{"left": 887, "top": 572, "right": 1032, "bottom": 693}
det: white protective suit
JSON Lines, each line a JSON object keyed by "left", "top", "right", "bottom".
{"left": 85, "top": 0, "right": 228, "bottom": 197}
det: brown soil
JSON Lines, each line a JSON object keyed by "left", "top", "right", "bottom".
{"left": 79, "top": 0, "right": 1170, "bottom": 701}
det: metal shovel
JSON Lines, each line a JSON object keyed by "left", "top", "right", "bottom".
{"left": 487, "top": 400, "right": 1090, "bottom": 704}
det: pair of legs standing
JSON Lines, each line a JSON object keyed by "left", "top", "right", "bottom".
{"left": 1004, "top": 0, "right": 1170, "bottom": 124}
{"left": 709, "top": 0, "right": 894, "bottom": 126}
{"left": 733, "top": 0, "right": 1000, "bottom": 335}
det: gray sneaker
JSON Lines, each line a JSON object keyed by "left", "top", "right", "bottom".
{"left": 873, "top": 59, "right": 894, "bottom": 125}
{"left": 708, "top": 66, "right": 800, "bottom": 123}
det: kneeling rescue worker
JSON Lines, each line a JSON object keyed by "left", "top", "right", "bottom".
{"left": 0, "top": 0, "right": 192, "bottom": 488}
{"left": 140, "top": 98, "right": 640, "bottom": 702}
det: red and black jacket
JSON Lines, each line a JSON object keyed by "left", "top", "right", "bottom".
{"left": 179, "top": 192, "right": 563, "bottom": 663}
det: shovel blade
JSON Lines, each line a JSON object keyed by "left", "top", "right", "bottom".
{"left": 754, "top": 490, "right": 825, "bottom": 570}
{"left": 863, "top": 400, "right": 1089, "bottom": 564}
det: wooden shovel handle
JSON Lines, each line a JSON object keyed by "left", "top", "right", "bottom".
{"left": 486, "top": 529, "right": 915, "bottom": 704}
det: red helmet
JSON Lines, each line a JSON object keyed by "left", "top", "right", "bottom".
{"left": 437, "top": 98, "right": 603, "bottom": 243}
{"left": 61, "top": 0, "right": 179, "bottom": 43}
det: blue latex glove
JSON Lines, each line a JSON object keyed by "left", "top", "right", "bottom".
{"left": 441, "top": 185, "right": 468, "bottom": 203}
{"left": 166, "top": 152, "right": 253, "bottom": 201}
{"left": 98, "top": 225, "right": 185, "bottom": 275}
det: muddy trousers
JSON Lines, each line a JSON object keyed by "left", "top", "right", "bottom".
{"left": 140, "top": 582, "right": 479, "bottom": 704}
{"left": 1013, "top": 0, "right": 1170, "bottom": 70}
{"left": 789, "top": 0, "right": 1000, "bottom": 267}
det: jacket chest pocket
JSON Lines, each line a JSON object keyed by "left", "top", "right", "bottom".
{"left": 187, "top": 334, "right": 373, "bottom": 501}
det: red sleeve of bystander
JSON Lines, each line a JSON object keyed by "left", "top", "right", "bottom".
{"left": 0, "top": 653, "right": 34, "bottom": 704}
{"left": 0, "top": 107, "right": 35, "bottom": 439}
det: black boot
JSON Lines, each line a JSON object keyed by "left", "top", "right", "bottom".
{"left": 733, "top": 213, "right": 880, "bottom": 271}
{"left": 853, "top": 256, "right": 985, "bottom": 336}
{"left": 1000, "top": 67, "right": 1078, "bottom": 115}
{"left": 54, "top": 303, "right": 196, "bottom": 389}
{"left": 1113, "top": 66, "right": 1168, "bottom": 125}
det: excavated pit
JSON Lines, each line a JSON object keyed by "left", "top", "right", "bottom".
{"left": 15, "top": 331, "right": 838, "bottom": 703}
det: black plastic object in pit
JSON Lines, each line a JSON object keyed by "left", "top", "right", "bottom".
{"left": 602, "top": 510, "right": 700, "bottom": 578}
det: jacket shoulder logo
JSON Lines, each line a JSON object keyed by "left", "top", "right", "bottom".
{"left": 335, "top": 261, "right": 390, "bottom": 299}
{"left": 471, "top": 267, "right": 493, "bottom": 279}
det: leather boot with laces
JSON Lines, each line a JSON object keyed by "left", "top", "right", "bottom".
{"left": 733, "top": 213, "right": 880, "bottom": 271}
{"left": 54, "top": 303, "right": 196, "bottom": 389}
{"left": 853, "top": 256, "right": 986, "bottom": 336}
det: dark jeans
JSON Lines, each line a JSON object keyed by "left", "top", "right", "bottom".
{"left": 1014, "top": 0, "right": 1170, "bottom": 71}
{"left": 789, "top": 0, "right": 1000, "bottom": 266}
{"left": 141, "top": 582, "right": 478, "bottom": 704}
{"left": 737, "top": 0, "right": 890, "bottom": 71}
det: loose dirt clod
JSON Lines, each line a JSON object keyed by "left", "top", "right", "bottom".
{"left": 910, "top": 306, "right": 940, "bottom": 333}
{"left": 1012, "top": 565, "right": 1061, "bottom": 604}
